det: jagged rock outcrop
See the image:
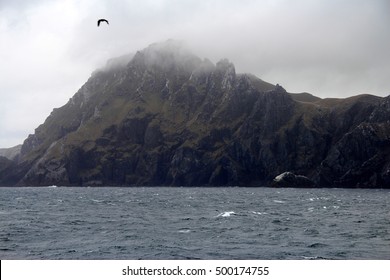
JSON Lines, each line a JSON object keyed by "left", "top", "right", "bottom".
{"left": 272, "top": 172, "right": 316, "bottom": 188}
{"left": 0, "top": 40, "right": 389, "bottom": 187}
{"left": 316, "top": 121, "right": 390, "bottom": 187}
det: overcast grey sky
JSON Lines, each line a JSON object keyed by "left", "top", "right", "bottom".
{"left": 1, "top": 0, "right": 390, "bottom": 148}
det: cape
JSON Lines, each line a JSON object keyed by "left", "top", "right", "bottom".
{"left": 1, "top": 40, "right": 389, "bottom": 187}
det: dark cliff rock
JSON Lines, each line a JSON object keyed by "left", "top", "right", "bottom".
{"left": 0, "top": 145, "right": 21, "bottom": 161}
{"left": 0, "top": 156, "right": 15, "bottom": 185}
{"left": 1, "top": 40, "right": 389, "bottom": 187}
{"left": 316, "top": 122, "right": 390, "bottom": 187}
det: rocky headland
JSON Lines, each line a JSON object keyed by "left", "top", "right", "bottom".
{"left": 1, "top": 40, "right": 389, "bottom": 187}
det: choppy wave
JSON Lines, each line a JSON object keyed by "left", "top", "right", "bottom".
{"left": 0, "top": 187, "right": 389, "bottom": 259}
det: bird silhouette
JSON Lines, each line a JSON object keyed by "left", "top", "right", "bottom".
{"left": 97, "top": 19, "right": 109, "bottom": 27}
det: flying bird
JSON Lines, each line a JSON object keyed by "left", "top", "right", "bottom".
{"left": 97, "top": 19, "right": 109, "bottom": 27}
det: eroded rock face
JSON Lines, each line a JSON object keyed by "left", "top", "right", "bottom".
{"left": 1, "top": 40, "right": 389, "bottom": 187}
{"left": 316, "top": 122, "right": 390, "bottom": 187}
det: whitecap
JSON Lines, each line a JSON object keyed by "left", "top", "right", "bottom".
{"left": 216, "top": 211, "right": 236, "bottom": 217}
{"left": 273, "top": 200, "right": 286, "bottom": 204}
{"left": 302, "top": 255, "right": 322, "bottom": 260}
{"left": 178, "top": 229, "right": 191, "bottom": 233}
{"left": 251, "top": 211, "right": 268, "bottom": 215}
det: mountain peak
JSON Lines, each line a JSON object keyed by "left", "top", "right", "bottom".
{"left": 216, "top": 58, "right": 236, "bottom": 90}
{"left": 145, "top": 39, "right": 188, "bottom": 54}
{"left": 132, "top": 39, "right": 202, "bottom": 72}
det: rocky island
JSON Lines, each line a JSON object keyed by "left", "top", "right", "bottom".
{"left": 1, "top": 40, "right": 389, "bottom": 187}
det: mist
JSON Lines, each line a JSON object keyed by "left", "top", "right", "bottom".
{"left": 1, "top": 0, "right": 390, "bottom": 148}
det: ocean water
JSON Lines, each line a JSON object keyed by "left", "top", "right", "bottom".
{"left": 0, "top": 187, "right": 389, "bottom": 260}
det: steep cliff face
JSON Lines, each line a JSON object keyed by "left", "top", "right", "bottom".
{"left": 1, "top": 40, "right": 390, "bottom": 187}
{"left": 315, "top": 96, "right": 390, "bottom": 187}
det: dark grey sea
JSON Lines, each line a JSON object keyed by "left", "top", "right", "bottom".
{"left": 0, "top": 187, "right": 389, "bottom": 259}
